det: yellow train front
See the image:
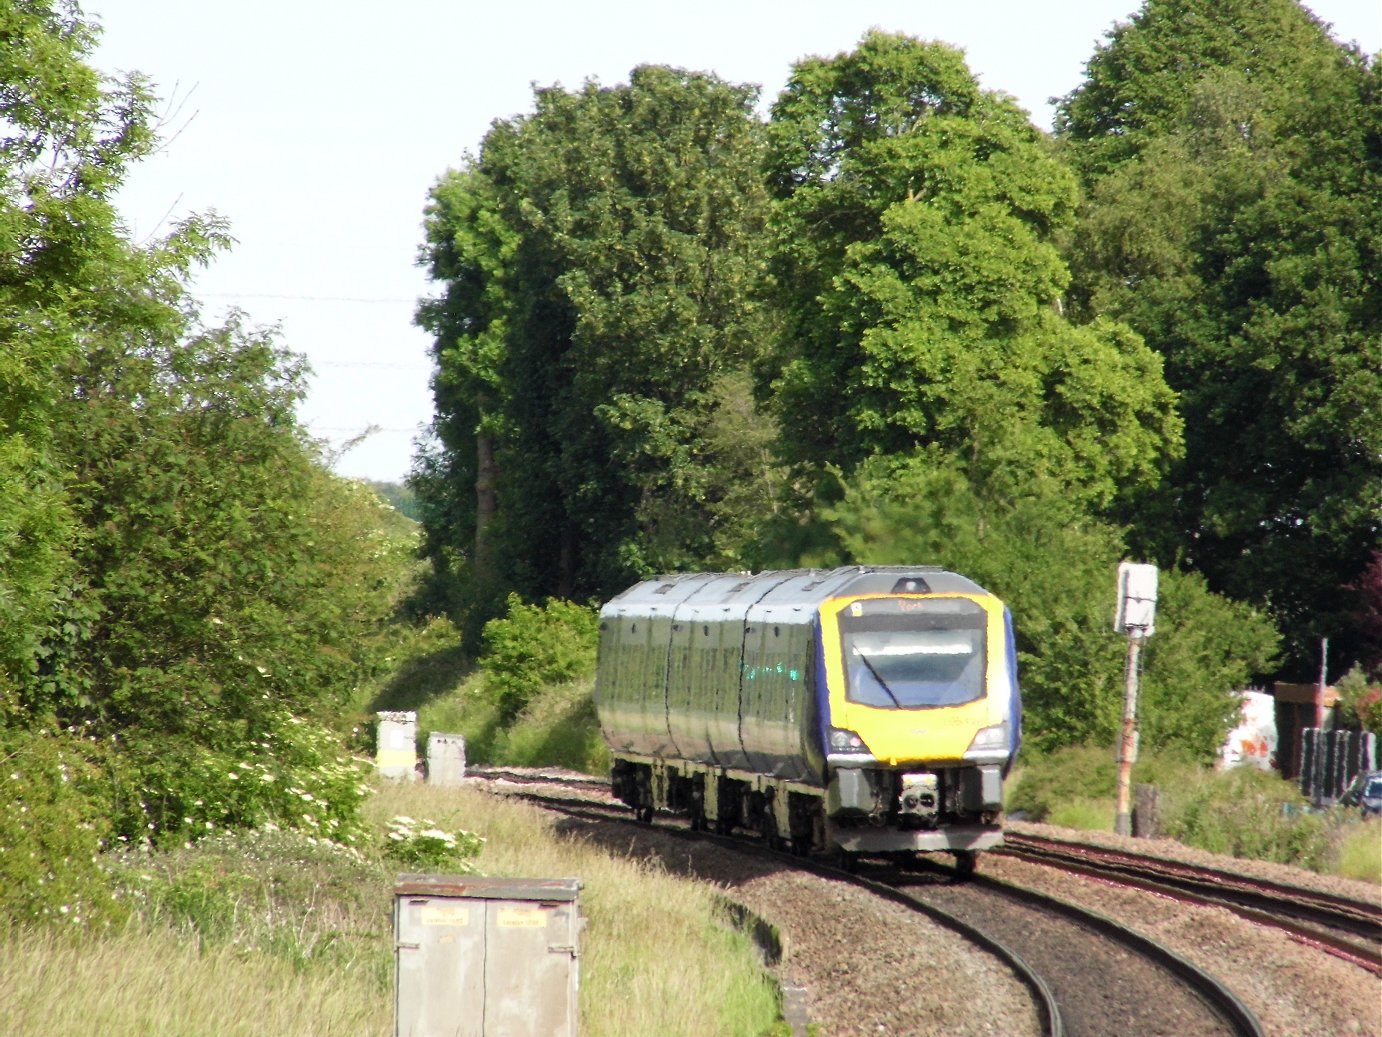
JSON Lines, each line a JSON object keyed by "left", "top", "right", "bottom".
{"left": 594, "top": 566, "right": 1021, "bottom": 869}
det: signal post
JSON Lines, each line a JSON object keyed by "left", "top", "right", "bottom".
{"left": 1114, "top": 563, "right": 1158, "bottom": 837}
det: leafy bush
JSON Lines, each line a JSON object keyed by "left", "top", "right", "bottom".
{"left": 1335, "top": 665, "right": 1382, "bottom": 735}
{"left": 0, "top": 730, "right": 126, "bottom": 930}
{"left": 102, "top": 709, "right": 373, "bottom": 849}
{"left": 480, "top": 596, "right": 599, "bottom": 722}
{"left": 1007, "top": 743, "right": 1203, "bottom": 823}
{"left": 382, "top": 816, "right": 483, "bottom": 871}
{"left": 1160, "top": 766, "right": 1333, "bottom": 870}
{"left": 1007, "top": 745, "right": 1116, "bottom": 819}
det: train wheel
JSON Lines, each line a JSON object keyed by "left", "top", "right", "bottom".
{"left": 760, "top": 812, "right": 781, "bottom": 851}
{"left": 952, "top": 850, "right": 977, "bottom": 879}
{"left": 688, "top": 779, "right": 707, "bottom": 831}
{"left": 831, "top": 847, "right": 858, "bottom": 873}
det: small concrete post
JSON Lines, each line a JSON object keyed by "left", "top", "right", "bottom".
{"left": 427, "top": 732, "right": 467, "bottom": 786}
{"left": 376, "top": 711, "right": 418, "bottom": 780}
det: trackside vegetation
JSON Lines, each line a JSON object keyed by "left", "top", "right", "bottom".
{"left": 1009, "top": 745, "right": 1382, "bottom": 884}
{"left": 1, "top": 3, "right": 1378, "bottom": 1034}
{"left": 0, "top": 779, "right": 787, "bottom": 1037}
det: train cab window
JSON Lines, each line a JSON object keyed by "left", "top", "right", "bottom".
{"left": 839, "top": 598, "right": 985, "bottom": 709}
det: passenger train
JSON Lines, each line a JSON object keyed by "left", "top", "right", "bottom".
{"left": 593, "top": 566, "right": 1021, "bottom": 870}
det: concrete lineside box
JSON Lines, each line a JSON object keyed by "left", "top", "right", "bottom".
{"left": 427, "top": 732, "right": 467, "bottom": 786}
{"left": 377, "top": 711, "right": 418, "bottom": 780}
{"left": 394, "top": 874, "right": 582, "bottom": 1037}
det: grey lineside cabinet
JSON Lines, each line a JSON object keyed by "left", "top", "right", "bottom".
{"left": 394, "top": 874, "right": 583, "bottom": 1037}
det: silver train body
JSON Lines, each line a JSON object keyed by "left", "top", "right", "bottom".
{"left": 593, "top": 566, "right": 1021, "bottom": 861}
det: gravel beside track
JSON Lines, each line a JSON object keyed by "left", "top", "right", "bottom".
{"left": 904, "top": 867, "right": 1250, "bottom": 1037}
{"left": 561, "top": 815, "right": 1043, "bottom": 1037}
{"left": 471, "top": 773, "right": 1381, "bottom": 1037}
{"left": 998, "top": 822, "right": 1382, "bottom": 1037}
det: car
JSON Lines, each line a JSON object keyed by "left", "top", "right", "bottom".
{"left": 1339, "top": 770, "right": 1382, "bottom": 817}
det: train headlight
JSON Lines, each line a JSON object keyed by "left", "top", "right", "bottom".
{"left": 828, "top": 727, "right": 866, "bottom": 751}
{"left": 964, "top": 723, "right": 1010, "bottom": 761}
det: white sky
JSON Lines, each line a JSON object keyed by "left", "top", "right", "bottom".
{"left": 88, "top": 1, "right": 1380, "bottom": 484}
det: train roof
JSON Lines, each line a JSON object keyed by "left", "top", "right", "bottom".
{"left": 600, "top": 566, "right": 993, "bottom": 619}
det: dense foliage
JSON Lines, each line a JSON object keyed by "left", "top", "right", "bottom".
{"left": 6, "top": 1, "right": 1377, "bottom": 932}
{"left": 0, "top": 2, "right": 413, "bottom": 928}
{"left": 479, "top": 595, "right": 599, "bottom": 723}
{"left": 1057, "top": 0, "right": 1382, "bottom": 676}
{"left": 813, "top": 453, "right": 1277, "bottom": 757}
{"left": 415, "top": 66, "right": 773, "bottom": 634}
{"left": 761, "top": 33, "right": 1182, "bottom": 514}
{"left": 1009, "top": 746, "right": 1344, "bottom": 874}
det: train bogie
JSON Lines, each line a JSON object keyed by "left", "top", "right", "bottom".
{"left": 594, "top": 567, "right": 1021, "bottom": 864}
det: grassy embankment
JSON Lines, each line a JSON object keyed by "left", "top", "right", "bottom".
{"left": 1, "top": 777, "right": 787, "bottom": 1036}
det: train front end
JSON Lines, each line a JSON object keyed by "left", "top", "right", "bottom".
{"left": 816, "top": 574, "right": 1019, "bottom": 860}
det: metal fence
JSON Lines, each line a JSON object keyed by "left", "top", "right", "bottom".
{"left": 1298, "top": 727, "right": 1378, "bottom": 804}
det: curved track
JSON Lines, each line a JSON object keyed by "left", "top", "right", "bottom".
{"left": 999, "top": 830, "right": 1382, "bottom": 974}
{"left": 466, "top": 770, "right": 1267, "bottom": 1037}
{"left": 883, "top": 861, "right": 1264, "bottom": 1037}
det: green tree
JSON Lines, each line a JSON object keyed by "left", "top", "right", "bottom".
{"left": 413, "top": 163, "right": 515, "bottom": 632}
{"left": 1057, "top": 0, "right": 1382, "bottom": 675}
{"left": 44, "top": 316, "right": 408, "bottom": 841}
{"left": 817, "top": 452, "right": 1277, "bottom": 758}
{"left": 761, "top": 31, "right": 1182, "bottom": 512}
{"left": 0, "top": 0, "right": 217, "bottom": 713}
{"left": 1055, "top": 0, "right": 1360, "bottom": 175}
{"left": 0, "top": 3, "right": 420, "bottom": 910}
{"left": 417, "top": 65, "right": 773, "bottom": 618}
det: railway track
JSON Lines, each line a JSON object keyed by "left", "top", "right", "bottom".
{"left": 998, "top": 830, "right": 1382, "bottom": 975}
{"left": 465, "top": 769, "right": 1268, "bottom": 1037}
{"left": 882, "top": 859, "right": 1263, "bottom": 1037}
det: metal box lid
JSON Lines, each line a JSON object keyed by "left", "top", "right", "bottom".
{"left": 394, "top": 874, "right": 581, "bottom": 902}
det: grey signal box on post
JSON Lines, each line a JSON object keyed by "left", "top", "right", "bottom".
{"left": 394, "top": 874, "right": 582, "bottom": 1037}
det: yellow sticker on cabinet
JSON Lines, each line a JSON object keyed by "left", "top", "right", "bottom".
{"left": 497, "top": 907, "right": 547, "bottom": 928}
{"left": 420, "top": 904, "right": 472, "bottom": 926}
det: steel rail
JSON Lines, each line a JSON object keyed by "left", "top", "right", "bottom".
{"left": 487, "top": 784, "right": 1065, "bottom": 1037}
{"left": 474, "top": 775, "right": 1266, "bottom": 1037}
{"left": 962, "top": 871, "right": 1266, "bottom": 1037}
{"left": 1000, "top": 832, "right": 1382, "bottom": 975}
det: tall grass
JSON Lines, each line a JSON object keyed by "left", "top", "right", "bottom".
{"left": 0, "top": 780, "right": 783, "bottom": 1037}
{"left": 370, "top": 782, "right": 782, "bottom": 1037}
{"left": 1009, "top": 745, "right": 1382, "bottom": 884}
{"left": 1, "top": 927, "right": 390, "bottom": 1036}
{"left": 1332, "top": 818, "right": 1382, "bottom": 885}
{"left": 492, "top": 677, "right": 611, "bottom": 772}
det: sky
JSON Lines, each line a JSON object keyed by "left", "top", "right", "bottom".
{"left": 87, "top": 1, "right": 1381, "bottom": 484}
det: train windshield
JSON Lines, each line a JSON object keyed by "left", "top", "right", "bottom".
{"left": 839, "top": 597, "right": 986, "bottom": 709}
